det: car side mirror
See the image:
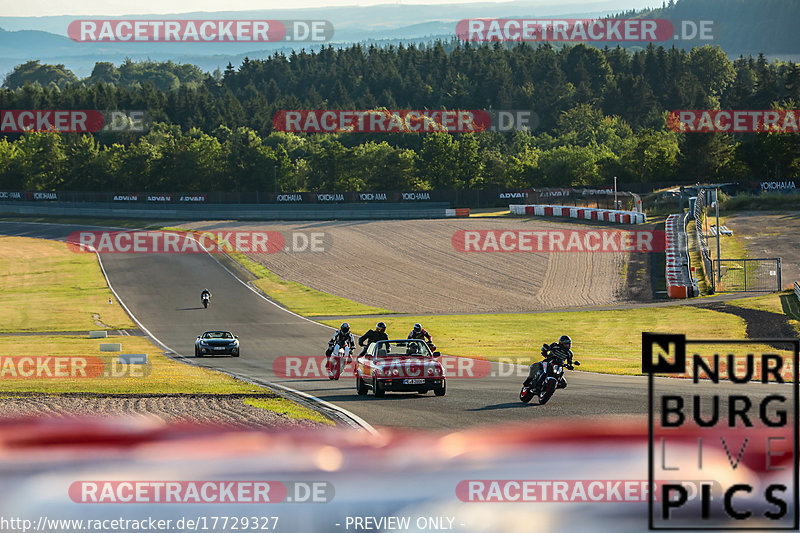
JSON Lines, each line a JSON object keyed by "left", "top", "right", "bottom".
{"left": 234, "top": 335, "right": 238, "bottom": 339}
{"left": 197, "top": 336, "right": 201, "bottom": 339}
{"left": 433, "top": 351, "right": 441, "bottom": 358}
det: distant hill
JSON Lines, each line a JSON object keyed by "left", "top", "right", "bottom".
{"left": 628, "top": 0, "right": 800, "bottom": 57}
{"left": 0, "top": 0, "right": 654, "bottom": 76}
{"left": 0, "top": 0, "right": 798, "bottom": 79}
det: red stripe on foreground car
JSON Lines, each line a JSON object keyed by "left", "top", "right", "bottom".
{"left": 0, "top": 417, "right": 791, "bottom": 532}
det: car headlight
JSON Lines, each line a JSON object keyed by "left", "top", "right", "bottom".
{"left": 392, "top": 369, "right": 399, "bottom": 376}
{"left": 427, "top": 368, "right": 434, "bottom": 376}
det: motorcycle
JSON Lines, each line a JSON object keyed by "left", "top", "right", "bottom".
{"left": 326, "top": 344, "right": 352, "bottom": 381}
{"left": 201, "top": 294, "right": 210, "bottom": 308}
{"left": 520, "top": 345, "right": 580, "bottom": 405}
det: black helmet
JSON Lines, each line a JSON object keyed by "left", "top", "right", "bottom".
{"left": 413, "top": 323, "right": 422, "bottom": 333}
{"left": 376, "top": 322, "right": 386, "bottom": 331}
{"left": 559, "top": 335, "right": 572, "bottom": 348}
{"left": 340, "top": 322, "right": 350, "bottom": 334}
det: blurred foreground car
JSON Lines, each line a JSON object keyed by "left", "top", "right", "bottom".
{"left": 0, "top": 417, "right": 788, "bottom": 533}
{"left": 355, "top": 339, "right": 445, "bottom": 396}
{"left": 195, "top": 330, "right": 239, "bottom": 357}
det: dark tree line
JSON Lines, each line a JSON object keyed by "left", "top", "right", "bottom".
{"left": 1, "top": 42, "right": 799, "bottom": 192}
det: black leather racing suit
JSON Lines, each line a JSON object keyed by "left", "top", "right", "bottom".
{"left": 524, "top": 342, "right": 574, "bottom": 390}
{"left": 408, "top": 328, "right": 432, "bottom": 343}
{"left": 358, "top": 329, "right": 388, "bottom": 356}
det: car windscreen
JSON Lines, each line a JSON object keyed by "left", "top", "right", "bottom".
{"left": 203, "top": 332, "right": 232, "bottom": 339}
{"left": 373, "top": 340, "right": 431, "bottom": 358}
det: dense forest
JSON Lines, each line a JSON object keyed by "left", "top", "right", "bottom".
{"left": 1, "top": 41, "right": 799, "bottom": 192}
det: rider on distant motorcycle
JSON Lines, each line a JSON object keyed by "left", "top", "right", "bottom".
{"left": 523, "top": 335, "right": 575, "bottom": 391}
{"left": 201, "top": 288, "right": 211, "bottom": 301}
{"left": 327, "top": 322, "right": 356, "bottom": 360}
{"left": 358, "top": 322, "right": 388, "bottom": 356}
{"left": 408, "top": 323, "right": 432, "bottom": 344}
{"left": 408, "top": 323, "right": 436, "bottom": 353}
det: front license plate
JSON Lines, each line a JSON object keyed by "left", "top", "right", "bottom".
{"left": 214, "top": 347, "right": 226, "bottom": 350}
{"left": 404, "top": 379, "right": 425, "bottom": 384}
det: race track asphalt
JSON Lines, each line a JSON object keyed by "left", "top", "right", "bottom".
{"left": 1, "top": 221, "right": 782, "bottom": 431}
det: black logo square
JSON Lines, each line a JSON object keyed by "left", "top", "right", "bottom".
{"left": 642, "top": 333, "right": 686, "bottom": 374}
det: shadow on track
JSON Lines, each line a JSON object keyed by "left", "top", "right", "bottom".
{"left": 467, "top": 401, "right": 537, "bottom": 411}
{"left": 312, "top": 393, "right": 435, "bottom": 402}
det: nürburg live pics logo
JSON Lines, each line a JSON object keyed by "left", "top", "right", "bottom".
{"left": 644, "top": 333, "right": 798, "bottom": 530}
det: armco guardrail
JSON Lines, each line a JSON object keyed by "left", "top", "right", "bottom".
{"left": 509, "top": 204, "right": 646, "bottom": 224}
{"left": 0, "top": 187, "right": 645, "bottom": 209}
{"left": 0, "top": 201, "right": 454, "bottom": 221}
{"left": 665, "top": 212, "right": 698, "bottom": 299}
{"left": 693, "top": 191, "right": 714, "bottom": 292}
{"left": 794, "top": 281, "right": 799, "bottom": 301}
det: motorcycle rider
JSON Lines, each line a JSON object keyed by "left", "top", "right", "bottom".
{"left": 327, "top": 322, "right": 356, "bottom": 361}
{"left": 358, "top": 322, "right": 388, "bottom": 356}
{"left": 407, "top": 323, "right": 435, "bottom": 355}
{"left": 522, "top": 335, "right": 575, "bottom": 391}
{"left": 408, "top": 323, "right": 432, "bottom": 343}
{"left": 200, "top": 288, "right": 211, "bottom": 302}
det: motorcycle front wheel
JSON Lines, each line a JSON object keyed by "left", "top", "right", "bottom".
{"left": 538, "top": 380, "right": 556, "bottom": 404}
{"left": 520, "top": 386, "right": 534, "bottom": 403}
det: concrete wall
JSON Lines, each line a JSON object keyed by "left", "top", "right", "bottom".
{"left": 0, "top": 202, "right": 452, "bottom": 221}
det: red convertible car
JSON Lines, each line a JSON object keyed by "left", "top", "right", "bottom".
{"left": 355, "top": 339, "right": 446, "bottom": 397}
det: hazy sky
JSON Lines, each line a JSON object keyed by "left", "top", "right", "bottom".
{"left": 1, "top": 0, "right": 654, "bottom": 17}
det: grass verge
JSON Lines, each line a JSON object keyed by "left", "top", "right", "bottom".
{"left": 323, "top": 306, "right": 751, "bottom": 375}
{"left": 0, "top": 335, "right": 258, "bottom": 394}
{"left": 0, "top": 237, "right": 135, "bottom": 332}
{"left": 727, "top": 290, "right": 800, "bottom": 335}
{"left": 229, "top": 252, "right": 395, "bottom": 317}
{"left": 0, "top": 235, "right": 336, "bottom": 426}
{"left": 720, "top": 192, "right": 800, "bottom": 212}
{"left": 243, "top": 397, "right": 335, "bottom": 426}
